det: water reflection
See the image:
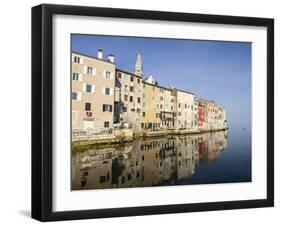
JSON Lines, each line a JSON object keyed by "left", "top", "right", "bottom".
{"left": 72, "top": 130, "right": 228, "bottom": 190}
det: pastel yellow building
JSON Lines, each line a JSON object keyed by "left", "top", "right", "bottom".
{"left": 141, "top": 79, "right": 162, "bottom": 130}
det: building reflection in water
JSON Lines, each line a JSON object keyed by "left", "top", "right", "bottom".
{"left": 72, "top": 130, "right": 228, "bottom": 190}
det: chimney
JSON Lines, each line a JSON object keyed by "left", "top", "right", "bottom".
{"left": 97, "top": 49, "right": 103, "bottom": 59}
{"left": 108, "top": 54, "right": 115, "bottom": 63}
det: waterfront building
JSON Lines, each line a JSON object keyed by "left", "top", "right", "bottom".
{"left": 141, "top": 76, "right": 162, "bottom": 131}
{"left": 174, "top": 88, "right": 195, "bottom": 130}
{"left": 114, "top": 68, "right": 143, "bottom": 132}
{"left": 193, "top": 100, "right": 199, "bottom": 130}
{"left": 198, "top": 101, "right": 205, "bottom": 129}
{"left": 114, "top": 54, "right": 144, "bottom": 132}
{"left": 72, "top": 50, "right": 116, "bottom": 135}
{"left": 198, "top": 99, "right": 227, "bottom": 131}
{"left": 160, "top": 88, "right": 177, "bottom": 129}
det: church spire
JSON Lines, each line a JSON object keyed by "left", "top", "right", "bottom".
{"left": 134, "top": 53, "right": 143, "bottom": 77}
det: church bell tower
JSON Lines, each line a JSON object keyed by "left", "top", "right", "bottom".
{"left": 134, "top": 53, "right": 143, "bottom": 77}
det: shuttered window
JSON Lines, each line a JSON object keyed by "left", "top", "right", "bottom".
{"left": 103, "top": 104, "right": 112, "bottom": 112}
{"left": 85, "top": 103, "right": 91, "bottom": 111}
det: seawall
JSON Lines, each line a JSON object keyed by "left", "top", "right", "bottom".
{"left": 72, "top": 127, "right": 228, "bottom": 152}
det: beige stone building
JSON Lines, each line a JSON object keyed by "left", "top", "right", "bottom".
{"left": 72, "top": 50, "right": 116, "bottom": 135}
{"left": 174, "top": 88, "right": 195, "bottom": 130}
{"left": 141, "top": 78, "right": 162, "bottom": 130}
{"left": 160, "top": 87, "right": 177, "bottom": 129}
{"left": 193, "top": 100, "right": 199, "bottom": 130}
{"left": 114, "top": 67, "right": 143, "bottom": 132}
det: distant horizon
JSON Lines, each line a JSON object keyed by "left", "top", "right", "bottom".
{"left": 72, "top": 34, "right": 251, "bottom": 130}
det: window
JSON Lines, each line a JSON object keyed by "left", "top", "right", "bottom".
{"left": 156, "top": 113, "right": 159, "bottom": 118}
{"left": 129, "top": 96, "right": 133, "bottom": 102}
{"left": 142, "top": 112, "right": 146, "bottom": 117}
{"left": 137, "top": 108, "right": 141, "bottom": 113}
{"left": 99, "top": 175, "right": 107, "bottom": 183}
{"left": 137, "top": 97, "right": 141, "bottom": 103}
{"left": 72, "top": 73, "right": 79, "bottom": 81}
{"left": 103, "top": 104, "right": 112, "bottom": 112}
{"left": 72, "top": 92, "right": 77, "bottom": 100}
{"left": 105, "top": 87, "right": 110, "bottom": 95}
{"left": 85, "top": 103, "right": 91, "bottom": 111}
{"left": 160, "top": 96, "right": 164, "bottom": 101}
{"left": 118, "top": 72, "right": 122, "bottom": 78}
{"left": 160, "top": 104, "right": 163, "bottom": 109}
{"left": 123, "top": 107, "right": 127, "bottom": 112}
{"left": 137, "top": 78, "right": 140, "bottom": 83}
{"left": 86, "top": 84, "right": 92, "bottom": 93}
{"left": 87, "top": 66, "right": 93, "bottom": 74}
{"left": 178, "top": 112, "right": 181, "bottom": 116}
{"left": 124, "top": 95, "right": 128, "bottom": 101}
{"left": 73, "top": 56, "right": 80, "bottom": 64}
{"left": 143, "top": 84, "right": 146, "bottom": 88}
{"left": 143, "top": 93, "right": 145, "bottom": 98}
{"left": 185, "top": 104, "right": 187, "bottom": 108}
{"left": 131, "top": 108, "right": 135, "bottom": 112}
{"left": 130, "top": 76, "right": 134, "bottom": 82}
{"left": 105, "top": 71, "right": 111, "bottom": 79}
{"left": 104, "top": 121, "right": 110, "bottom": 128}
{"left": 130, "top": 86, "right": 134, "bottom": 92}
{"left": 179, "top": 103, "right": 181, "bottom": 108}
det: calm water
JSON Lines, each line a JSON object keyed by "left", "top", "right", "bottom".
{"left": 72, "top": 129, "right": 251, "bottom": 190}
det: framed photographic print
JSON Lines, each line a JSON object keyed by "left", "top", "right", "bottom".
{"left": 32, "top": 4, "right": 274, "bottom": 221}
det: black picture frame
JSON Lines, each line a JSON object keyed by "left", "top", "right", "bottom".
{"left": 32, "top": 3, "right": 274, "bottom": 222}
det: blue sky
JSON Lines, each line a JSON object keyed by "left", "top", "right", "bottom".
{"left": 72, "top": 34, "right": 251, "bottom": 129}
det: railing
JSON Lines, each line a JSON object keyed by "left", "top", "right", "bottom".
{"left": 72, "top": 128, "right": 113, "bottom": 138}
